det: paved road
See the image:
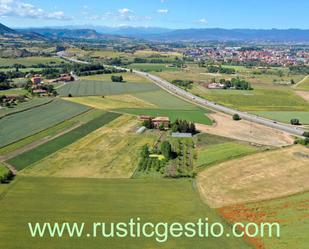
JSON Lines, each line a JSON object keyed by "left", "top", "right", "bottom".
{"left": 56, "top": 52, "right": 306, "bottom": 137}
{"left": 134, "top": 70, "right": 306, "bottom": 137}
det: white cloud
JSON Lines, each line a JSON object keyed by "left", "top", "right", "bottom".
{"left": 198, "top": 18, "right": 208, "bottom": 25}
{"left": 157, "top": 9, "right": 168, "bottom": 13}
{"left": 0, "top": 0, "right": 71, "bottom": 20}
{"left": 89, "top": 8, "right": 151, "bottom": 23}
{"left": 118, "top": 8, "right": 132, "bottom": 14}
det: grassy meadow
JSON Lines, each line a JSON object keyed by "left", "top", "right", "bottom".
{"left": 0, "top": 177, "right": 252, "bottom": 249}
{"left": 195, "top": 142, "right": 260, "bottom": 169}
{"left": 57, "top": 80, "right": 159, "bottom": 97}
{"left": 191, "top": 85, "right": 309, "bottom": 111}
{"left": 127, "top": 63, "right": 179, "bottom": 72}
{"left": 197, "top": 145, "right": 309, "bottom": 208}
{"left": 296, "top": 75, "right": 309, "bottom": 90}
{"left": 8, "top": 112, "right": 121, "bottom": 170}
{"left": 0, "top": 56, "right": 65, "bottom": 67}
{"left": 63, "top": 95, "right": 156, "bottom": 110}
{"left": 21, "top": 115, "right": 158, "bottom": 178}
{"left": 252, "top": 111, "right": 309, "bottom": 124}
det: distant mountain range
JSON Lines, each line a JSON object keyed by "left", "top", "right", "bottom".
{"left": 0, "top": 23, "right": 46, "bottom": 40}
{"left": 148, "top": 28, "right": 309, "bottom": 42}
{"left": 49, "top": 25, "right": 309, "bottom": 42}
{"left": 16, "top": 27, "right": 123, "bottom": 40}
{"left": 2, "top": 22, "right": 309, "bottom": 43}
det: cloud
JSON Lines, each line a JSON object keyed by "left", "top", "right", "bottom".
{"left": 88, "top": 8, "right": 151, "bottom": 22}
{"left": 157, "top": 9, "right": 168, "bottom": 13}
{"left": 198, "top": 18, "right": 208, "bottom": 25}
{"left": 118, "top": 8, "right": 132, "bottom": 14}
{"left": 0, "top": 0, "right": 71, "bottom": 20}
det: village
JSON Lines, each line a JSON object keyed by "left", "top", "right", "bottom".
{"left": 184, "top": 46, "right": 309, "bottom": 66}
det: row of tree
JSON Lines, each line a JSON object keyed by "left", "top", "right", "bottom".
{"left": 171, "top": 119, "right": 197, "bottom": 134}
{"left": 171, "top": 79, "right": 193, "bottom": 89}
{"left": 207, "top": 65, "right": 236, "bottom": 74}
{"left": 219, "top": 78, "right": 253, "bottom": 90}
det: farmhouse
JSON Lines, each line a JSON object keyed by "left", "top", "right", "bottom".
{"left": 57, "top": 74, "right": 74, "bottom": 82}
{"left": 31, "top": 75, "right": 42, "bottom": 84}
{"left": 139, "top": 115, "right": 152, "bottom": 122}
{"left": 139, "top": 115, "right": 170, "bottom": 129}
{"left": 152, "top": 117, "right": 170, "bottom": 128}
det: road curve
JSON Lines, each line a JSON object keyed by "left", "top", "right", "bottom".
{"left": 134, "top": 70, "right": 306, "bottom": 137}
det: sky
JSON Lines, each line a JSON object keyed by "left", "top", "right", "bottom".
{"left": 1, "top": 0, "right": 309, "bottom": 29}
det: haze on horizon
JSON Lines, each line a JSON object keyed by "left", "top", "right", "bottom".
{"left": 0, "top": 0, "right": 309, "bottom": 30}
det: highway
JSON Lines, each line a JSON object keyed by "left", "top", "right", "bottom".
{"left": 134, "top": 70, "right": 306, "bottom": 137}
{"left": 56, "top": 52, "right": 306, "bottom": 137}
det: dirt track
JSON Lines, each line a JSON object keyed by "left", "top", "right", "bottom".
{"left": 196, "top": 113, "right": 294, "bottom": 147}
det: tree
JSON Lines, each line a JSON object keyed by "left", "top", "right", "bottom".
{"left": 111, "top": 75, "right": 124, "bottom": 82}
{"left": 189, "top": 122, "right": 196, "bottom": 134}
{"left": 303, "top": 132, "right": 309, "bottom": 138}
{"left": 159, "top": 123, "right": 165, "bottom": 131}
{"left": 160, "top": 141, "right": 172, "bottom": 160}
{"left": 142, "top": 120, "right": 153, "bottom": 129}
{"left": 233, "top": 114, "right": 241, "bottom": 121}
{"left": 140, "top": 144, "right": 150, "bottom": 158}
{"left": 291, "top": 79, "right": 295, "bottom": 85}
{"left": 290, "top": 119, "right": 301, "bottom": 125}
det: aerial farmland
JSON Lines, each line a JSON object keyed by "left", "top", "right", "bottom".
{"left": 1, "top": 4, "right": 309, "bottom": 248}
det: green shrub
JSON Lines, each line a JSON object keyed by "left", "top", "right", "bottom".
{"left": 233, "top": 114, "right": 241, "bottom": 121}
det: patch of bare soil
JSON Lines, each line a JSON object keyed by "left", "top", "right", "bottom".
{"left": 196, "top": 112, "right": 294, "bottom": 147}
{"left": 295, "top": 91, "right": 309, "bottom": 102}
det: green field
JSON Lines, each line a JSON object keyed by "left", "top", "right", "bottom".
{"left": 0, "top": 88, "right": 29, "bottom": 95}
{"left": 0, "top": 56, "right": 65, "bottom": 67}
{"left": 57, "top": 80, "right": 159, "bottom": 97}
{"left": 132, "top": 90, "right": 202, "bottom": 110}
{"left": 191, "top": 85, "right": 309, "bottom": 111}
{"left": 0, "top": 109, "right": 104, "bottom": 156}
{"left": 8, "top": 112, "right": 121, "bottom": 170}
{"left": 220, "top": 191, "right": 309, "bottom": 249}
{"left": 296, "top": 75, "right": 309, "bottom": 90}
{"left": 195, "top": 142, "right": 260, "bottom": 169}
{"left": 117, "top": 108, "right": 212, "bottom": 125}
{"left": 195, "top": 133, "right": 233, "bottom": 146}
{"left": 0, "top": 177, "right": 251, "bottom": 249}
{"left": 127, "top": 63, "right": 178, "bottom": 72}
{"left": 0, "top": 99, "right": 90, "bottom": 148}
{"left": 0, "top": 97, "right": 53, "bottom": 118}
{"left": 253, "top": 111, "right": 309, "bottom": 124}
{"left": 21, "top": 115, "right": 157, "bottom": 179}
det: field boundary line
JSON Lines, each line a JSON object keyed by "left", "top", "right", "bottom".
{"left": 0, "top": 98, "right": 55, "bottom": 120}
{"left": 1, "top": 161, "right": 17, "bottom": 175}
{"left": 0, "top": 107, "right": 93, "bottom": 151}
{"left": 0, "top": 123, "right": 83, "bottom": 162}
